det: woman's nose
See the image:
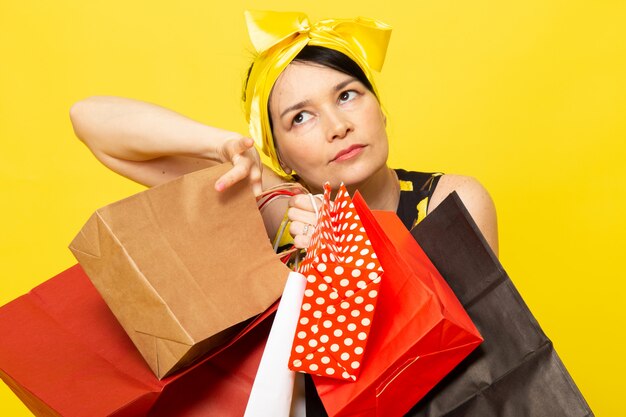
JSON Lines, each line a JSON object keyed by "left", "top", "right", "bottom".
{"left": 325, "top": 109, "right": 353, "bottom": 141}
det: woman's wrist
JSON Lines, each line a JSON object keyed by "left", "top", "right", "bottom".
{"left": 177, "top": 123, "right": 244, "bottom": 163}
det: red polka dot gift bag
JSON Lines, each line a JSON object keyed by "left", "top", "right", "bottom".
{"left": 289, "top": 183, "right": 383, "bottom": 382}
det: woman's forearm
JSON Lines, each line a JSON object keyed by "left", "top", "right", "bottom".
{"left": 70, "top": 96, "right": 237, "bottom": 161}
{"left": 69, "top": 96, "right": 258, "bottom": 187}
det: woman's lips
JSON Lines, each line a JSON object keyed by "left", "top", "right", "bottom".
{"left": 332, "top": 145, "right": 366, "bottom": 162}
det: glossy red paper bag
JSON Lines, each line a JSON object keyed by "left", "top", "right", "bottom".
{"left": 0, "top": 265, "right": 273, "bottom": 417}
{"left": 312, "top": 194, "right": 482, "bottom": 417}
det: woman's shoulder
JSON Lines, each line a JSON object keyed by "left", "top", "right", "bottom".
{"left": 429, "top": 174, "right": 499, "bottom": 255}
{"left": 430, "top": 174, "right": 490, "bottom": 206}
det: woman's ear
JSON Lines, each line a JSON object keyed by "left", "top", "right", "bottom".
{"left": 276, "top": 145, "right": 293, "bottom": 174}
{"left": 279, "top": 160, "right": 293, "bottom": 175}
{"left": 276, "top": 156, "right": 292, "bottom": 176}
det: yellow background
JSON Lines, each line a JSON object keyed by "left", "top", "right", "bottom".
{"left": 1, "top": 0, "right": 624, "bottom": 415}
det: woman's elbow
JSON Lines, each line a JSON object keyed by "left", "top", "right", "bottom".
{"left": 69, "top": 96, "right": 109, "bottom": 146}
{"left": 69, "top": 98, "right": 92, "bottom": 143}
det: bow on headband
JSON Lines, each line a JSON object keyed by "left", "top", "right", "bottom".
{"left": 245, "top": 11, "right": 391, "bottom": 72}
{"left": 243, "top": 10, "right": 392, "bottom": 177}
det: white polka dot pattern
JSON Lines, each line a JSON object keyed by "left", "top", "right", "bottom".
{"left": 288, "top": 183, "right": 383, "bottom": 381}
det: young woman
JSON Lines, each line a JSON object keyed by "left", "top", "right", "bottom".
{"left": 69, "top": 11, "right": 498, "bottom": 256}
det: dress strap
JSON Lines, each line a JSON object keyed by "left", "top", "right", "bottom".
{"left": 394, "top": 169, "right": 443, "bottom": 230}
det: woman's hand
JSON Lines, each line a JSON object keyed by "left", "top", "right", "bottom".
{"left": 287, "top": 194, "right": 322, "bottom": 249}
{"left": 214, "top": 137, "right": 263, "bottom": 196}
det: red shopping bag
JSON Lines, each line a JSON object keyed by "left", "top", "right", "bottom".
{"left": 311, "top": 193, "right": 483, "bottom": 417}
{"left": 0, "top": 264, "right": 274, "bottom": 417}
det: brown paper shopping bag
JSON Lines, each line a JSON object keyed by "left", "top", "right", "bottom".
{"left": 69, "top": 163, "right": 290, "bottom": 378}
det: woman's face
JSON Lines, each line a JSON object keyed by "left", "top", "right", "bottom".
{"left": 269, "top": 61, "right": 389, "bottom": 192}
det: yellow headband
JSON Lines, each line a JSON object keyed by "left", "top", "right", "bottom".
{"left": 243, "top": 10, "right": 392, "bottom": 177}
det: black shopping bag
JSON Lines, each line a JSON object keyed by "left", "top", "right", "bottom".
{"left": 406, "top": 192, "right": 593, "bottom": 417}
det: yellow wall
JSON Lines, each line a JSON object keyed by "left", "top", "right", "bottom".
{"left": 1, "top": 0, "right": 623, "bottom": 415}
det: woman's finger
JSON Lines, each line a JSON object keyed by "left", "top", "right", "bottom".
{"left": 289, "top": 220, "right": 313, "bottom": 237}
{"left": 289, "top": 220, "right": 313, "bottom": 249}
{"left": 287, "top": 194, "right": 321, "bottom": 225}
{"left": 292, "top": 233, "right": 312, "bottom": 249}
{"left": 214, "top": 160, "right": 250, "bottom": 191}
{"left": 245, "top": 146, "right": 263, "bottom": 196}
{"left": 288, "top": 194, "right": 321, "bottom": 212}
{"left": 221, "top": 137, "right": 254, "bottom": 161}
{"left": 286, "top": 194, "right": 320, "bottom": 249}
{"left": 215, "top": 137, "right": 263, "bottom": 192}
{"left": 287, "top": 206, "right": 318, "bottom": 226}
{"left": 248, "top": 163, "right": 263, "bottom": 196}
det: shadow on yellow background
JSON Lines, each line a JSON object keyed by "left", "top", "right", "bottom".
{"left": 1, "top": 0, "right": 624, "bottom": 415}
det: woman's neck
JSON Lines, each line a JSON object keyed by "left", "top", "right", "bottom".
{"left": 302, "top": 166, "right": 400, "bottom": 212}
{"left": 347, "top": 165, "right": 400, "bottom": 212}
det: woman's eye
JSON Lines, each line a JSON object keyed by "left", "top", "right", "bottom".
{"left": 293, "top": 111, "right": 313, "bottom": 126}
{"left": 339, "top": 90, "right": 358, "bottom": 103}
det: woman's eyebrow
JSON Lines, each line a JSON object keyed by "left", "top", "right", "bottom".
{"left": 280, "top": 99, "right": 312, "bottom": 118}
{"left": 279, "top": 77, "right": 358, "bottom": 118}
{"left": 333, "top": 78, "right": 358, "bottom": 92}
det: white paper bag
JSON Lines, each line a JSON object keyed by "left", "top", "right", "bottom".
{"left": 244, "top": 271, "right": 307, "bottom": 417}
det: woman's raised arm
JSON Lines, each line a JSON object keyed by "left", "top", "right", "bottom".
{"left": 69, "top": 96, "right": 273, "bottom": 194}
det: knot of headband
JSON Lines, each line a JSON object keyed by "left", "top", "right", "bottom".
{"left": 243, "top": 10, "right": 392, "bottom": 177}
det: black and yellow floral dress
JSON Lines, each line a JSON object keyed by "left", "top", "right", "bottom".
{"left": 394, "top": 169, "right": 443, "bottom": 230}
